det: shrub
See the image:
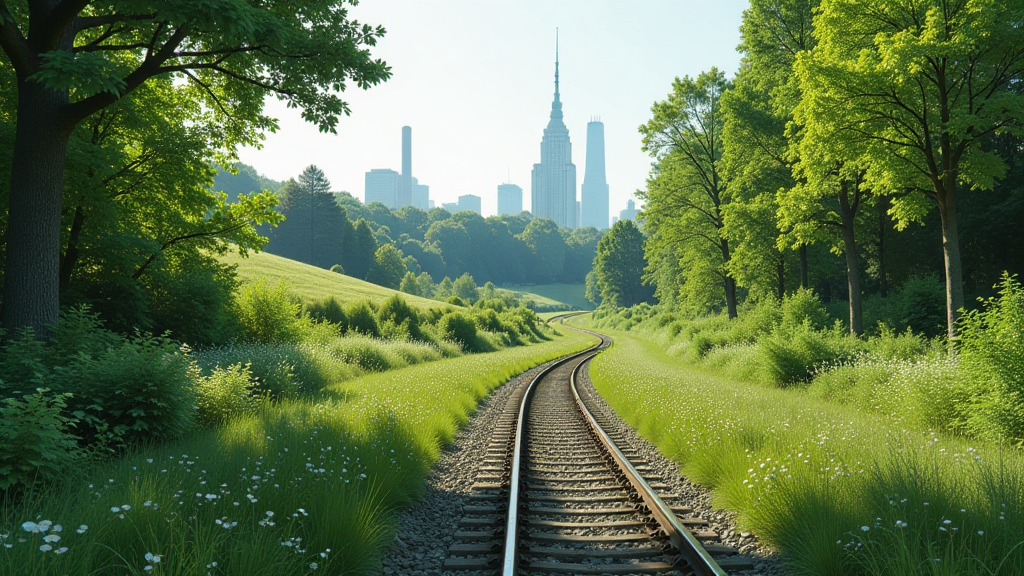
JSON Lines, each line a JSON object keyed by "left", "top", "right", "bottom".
{"left": 0, "top": 389, "right": 83, "bottom": 490}
{"left": 306, "top": 297, "right": 348, "bottom": 330}
{"left": 195, "top": 364, "right": 259, "bottom": 426}
{"left": 894, "top": 275, "right": 947, "bottom": 336}
{"left": 377, "top": 294, "right": 423, "bottom": 340}
{"left": 438, "top": 311, "right": 478, "bottom": 350}
{"left": 781, "top": 288, "right": 830, "bottom": 330}
{"left": 54, "top": 333, "right": 197, "bottom": 446}
{"left": 233, "top": 280, "right": 302, "bottom": 343}
{"left": 330, "top": 264, "right": 345, "bottom": 274}
{"left": 446, "top": 295, "right": 467, "bottom": 307}
{"left": 958, "top": 274, "right": 1024, "bottom": 443}
{"left": 759, "top": 323, "right": 863, "bottom": 387}
{"left": 346, "top": 301, "right": 380, "bottom": 338}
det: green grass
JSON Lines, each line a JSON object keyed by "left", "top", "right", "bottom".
{"left": 222, "top": 251, "right": 443, "bottom": 310}
{"left": 572, "top": 319, "right": 1024, "bottom": 576}
{"left": 1, "top": 325, "right": 597, "bottom": 576}
{"left": 499, "top": 283, "right": 593, "bottom": 311}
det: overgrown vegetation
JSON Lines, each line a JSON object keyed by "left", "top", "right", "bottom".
{"left": 578, "top": 317, "right": 1024, "bottom": 576}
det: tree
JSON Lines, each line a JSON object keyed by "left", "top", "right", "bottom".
{"left": 453, "top": 273, "right": 479, "bottom": 304}
{"left": 795, "top": 0, "right": 1024, "bottom": 338}
{"left": 415, "top": 272, "right": 434, "bottom": 298}
{"left": 345, "top": 218, "right": 378, "bottom": 280}
{"left": 640, "top": 68, "right": 738, "bottom": 318}
{"left": 425, "top": 219, "right": 471, "bottom": 278}
{"left": 521, "top": 218, "right": 566, "bottom": 283}
{"left": 593, "top": 220, "right": 653, "bottom": 308}
{"left": 398, "top": 271, "right": 419, "bottom": 296}
{"left": 0, "top": 1, "right": 389, "bottom": 335}
{"left": 435, "top": 276, "right": 454, "bottom": 300}
{"left": 267, "top": 166, "right": 349, "bottom": 269}
{"left": 562, "top": 227, "right": 603, "bottom": 283}
{"left": 366, "top": 244, "right": 405, "bottom": 289}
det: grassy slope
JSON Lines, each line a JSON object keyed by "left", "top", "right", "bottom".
{"left": 2, "top": 326, "right": 598, "bottom": 576}
{"left": 573, "top": 318, "right": 1024, "bottom": 576}
{"left": 500, "top": 284, "right": 593, "bottom": 311}
{"left": 221, "top": 251, "right": 442, "bottom": 310}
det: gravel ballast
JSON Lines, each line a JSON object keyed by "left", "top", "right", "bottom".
{"left": 376, "top": 351, "right": 787, "bottom": 576}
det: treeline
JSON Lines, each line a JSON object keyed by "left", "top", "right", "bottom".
{"left": 224, "top": 165, "right": 603, "bottom": 287}
{"left": 639, "top": 0, "right": 1024, "bottom": 339}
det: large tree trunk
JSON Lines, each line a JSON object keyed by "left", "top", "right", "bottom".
{"left": 1, "top": 81, "right": 71, "bottom": 337}
{"left": 937, "top": 179, "right": 964, "bottom": 341}
{"left": 720, "top": 237, "right": 738, "bottom": 319}
{"left": 839, "top": 184, "right": 863, "bottom": 336}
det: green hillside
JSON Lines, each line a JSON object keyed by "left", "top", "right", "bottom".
{"left": 221, "top": 251, "right": 443, "bottom": 310}
{"left": 500, "top": 284, "right": 594, "bottom": 311}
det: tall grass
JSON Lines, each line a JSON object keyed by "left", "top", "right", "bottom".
{"left": 0, "top": 327, "right": 597, "bottom": 575}
{"left": 579, "top": 325, "right": 1024, "bottom": 576}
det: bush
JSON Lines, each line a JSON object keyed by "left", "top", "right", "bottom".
{"left": 195, "top": 364, "right": 259, "bottom": 426}
{"left": 346, "top": 301, "right": 380, "bottom": 338}
{"left": 330, "top": 264, "right": 345, "bottom": 274}
{"left": 446, "top": 295, "right": 467, "bottom": 307}
{"left": 377, "top": 294, "right": 423, "bottom": 340}
{"left": 438, "top": 311, "right": 478, "bottom": 350}
{"left": 781, "top": 288, "right": 830, "bottom": 330}
{"left": 0, "top": 389, "right": 83, "bottom": 490}
{"left": 233, "top": 280, "right": 302, "bottom": 343}
{"left": 958, "top": 274, "right": 1024, "bottom": 443}
{"left": 759, "top": 323, "right": 863, "bottom": 387}
{"left": 306, "top": 297, "right": 348, "bottom": 330}
{"left": 894, "top": 275, "right": 947, "bottom": 336}
{"left": 54, "top": 333, "right": 197, "bottom": 446}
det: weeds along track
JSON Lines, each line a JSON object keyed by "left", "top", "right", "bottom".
{"left": 442, "top": 322, "right": 752, "bottom": 576}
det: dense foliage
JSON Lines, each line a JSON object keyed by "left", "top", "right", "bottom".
{"left": 637, "top": 0, "right": 1024, "bottom": 337}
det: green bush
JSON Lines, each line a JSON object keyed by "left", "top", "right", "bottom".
{"left": 233, "top": 280, "right": 302, "bottom": 343}
{"left": 446, "top": 295, "right": 467, "bottom": 307}
{"left": 894, "top": 275, "right": 947, "bottom": 336}
{"left": 306, "top": 296, "right": 348, "bottom": 330}
{"left": 959, "top": 274, "right": 1024, "bottom": 443}
{"left": 781, "top": 288, "right": 830, "bottom": 330}
{"left": 0, "top": 389, "right": 83, "bottom": 490}
{"left": 330, "top": 264, "right": 345, "bottom": 274}
{"left": 195, "top": 364, "right": 259, "bottom": 426}
{"left": 346, "top": 301, "right": 380, "bottom": 338}
{"left": 438, "top": 311, "right": 478, "bottom": 350}
{"left": 377, "top": 294, "right": 423, "bottom": 340}
{"left": 759, "top": 323, "right": 863, "bottom": 387}
{"left": 54, "top": 333, "right": 197, "bottom": 446}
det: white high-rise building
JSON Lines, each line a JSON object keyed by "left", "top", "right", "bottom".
{"left": 365, "top": 169, "right": 401, "bottom": 207}
{"left": 619, "top": 199, "right": 639, "bottom": 222}
{"left": 497, "top": 184, "right": 523, "bottom": 215}
{"left": 531, "top": 34, "right": 577, "bottom": 229}
{"left": 412, "top": 177, "right": 430, "bottom": 210}
{"left": 581, "top": 119, "right": 609, "bottom": 229}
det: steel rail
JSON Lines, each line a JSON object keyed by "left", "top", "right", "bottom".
{"left": 569, "top": 350, "right": 729, "bottom": 576}
{"left": 499, "top": 318, "right": 603, "bottom": 576}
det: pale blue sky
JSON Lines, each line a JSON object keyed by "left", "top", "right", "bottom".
{"left": 239, "top": 0, "right": 747, "bottom": 220}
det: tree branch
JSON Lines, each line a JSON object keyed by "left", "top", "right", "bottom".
{"left": 0, "top": 1, "right": 33, "bottom": 74}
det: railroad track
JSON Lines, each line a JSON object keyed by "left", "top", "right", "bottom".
{"left": 442, "top": 322, "right": 753, "bottom": 575}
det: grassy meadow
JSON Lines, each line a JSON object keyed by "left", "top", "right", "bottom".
{"left": 221, "top": 251, "right": 444, "bottom": 311}
{"left": 499, "top": 283, "right": 593, "bottom": 311}
{"left": 1, "top": 324, "right": 596, "bottom": 575}
{"left": 572, "top": 317, "right": 1024, "bottom": 576}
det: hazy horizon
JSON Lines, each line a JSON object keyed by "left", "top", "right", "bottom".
{"left": 238, "top": 0, "right": 746, "bottom": 221}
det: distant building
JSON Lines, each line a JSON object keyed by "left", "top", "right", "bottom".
{"left": 441, "top": 194, "right": 482, "bottom": 215}
{"left": 412, "top": 177, "right": 430, "bottom": 210}
{"left": 497, "top": 184, "right": 523, "bottom": 216}
{"left": 400, "top": 126, "right": 413, "bottom": 208}
{"left": 531, "top": 35, "right": 577, "bottom": 229}
{"left": 581, "top": 119, "right": 609, "bottom": 229}
{"left": 428, "top": 199, "right": 435, "bottom": 209}
{"left": 619, "top": 199, "right": 639, "bottom": 222}
{"left": 611, "top": 216, "right": 619, "bottom": 225}
{"left": 365, "top": 169, "right": 400, "bottom": 207}
{"left": 459, "top": 194, "right": 482, "bottom": 215}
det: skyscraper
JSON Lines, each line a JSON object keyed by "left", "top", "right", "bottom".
{"left": 411, "top": 177, "right": 430, "bottom": 210}
{"left": 531, "top": 33, "right": 577, "bottom": 229}
{"left": 399, "top": 126, "right": 412, "bottom": 208}
{"left": 581, "top": 118, "right": 609, "bottom": 229}
{"left": 497, "top": 183, "right": 523, "bottom": 215}
{"left": 619, "top": 199, "right": 639, "bottom": 222}
{"left": 365, "top": 169, "right": 401, "bottom": 207}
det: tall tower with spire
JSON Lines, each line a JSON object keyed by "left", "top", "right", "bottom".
{"left": 531, "top": 31, "right": 577, "bottom": 229}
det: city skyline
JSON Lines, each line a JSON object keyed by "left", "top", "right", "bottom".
{"left": 236, "top": 1, "right": 745, "bottom": 217}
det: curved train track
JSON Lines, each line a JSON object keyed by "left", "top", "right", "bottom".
{"left": 442, "top": 317, "right": 752, "bottom": 575}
